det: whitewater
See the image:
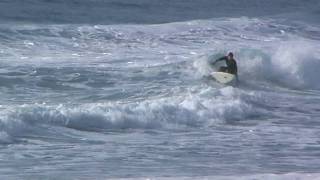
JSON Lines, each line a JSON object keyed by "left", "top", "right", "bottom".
{"left": 0, "top": 0, "right": 320, "bottom": 179}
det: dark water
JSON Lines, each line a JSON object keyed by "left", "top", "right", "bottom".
{"left": 1, "top": 0, "right": 319, "bottom": 24}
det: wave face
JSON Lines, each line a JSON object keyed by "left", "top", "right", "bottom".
{"left": 1, "top": 0, "right": 320, "bottom": 179}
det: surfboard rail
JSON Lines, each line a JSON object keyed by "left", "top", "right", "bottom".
{"left": 210, "top": 72, "right": 236, "bottom": 84}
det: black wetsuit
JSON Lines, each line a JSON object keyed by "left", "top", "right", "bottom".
{"left": 214, "top": 56, "right": 238, "bottom": 75}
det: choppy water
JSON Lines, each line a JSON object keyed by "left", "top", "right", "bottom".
{"left": 1, "top": 0, "right": 320, "bottom": 179}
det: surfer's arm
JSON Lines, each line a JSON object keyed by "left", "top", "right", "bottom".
{"left": 211, "top": 56, "right": 227, "bottom": 65}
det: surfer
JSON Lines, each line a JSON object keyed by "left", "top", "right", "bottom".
{"left": 212, "top": 52, "right": 238, "bottom": 76}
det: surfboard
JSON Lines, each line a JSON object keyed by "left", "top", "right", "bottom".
{"left": 210, "top": 72, "right": 236, "bottom": 84}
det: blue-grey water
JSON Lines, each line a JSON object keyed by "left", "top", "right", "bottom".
{"left": 1, "top": 0, "right": 320, "bottom": 179}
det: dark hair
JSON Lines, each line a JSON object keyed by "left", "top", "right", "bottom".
{"left": 228, "top": 52, "right": 234, "bottom": 57}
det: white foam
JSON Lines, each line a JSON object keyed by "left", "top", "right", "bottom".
{"left": 271, "top": 39, "right": 320, "bottom": 89}
{"left": 0, "top": 86, "right": 259, "bottom": 141}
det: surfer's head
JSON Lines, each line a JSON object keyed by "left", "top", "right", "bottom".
{"left": 227, "top": 52, "right": 234, "bottom": 60}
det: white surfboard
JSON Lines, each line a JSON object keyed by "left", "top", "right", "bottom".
{"left": 210, "top": 72, "right": 236, "bottom": 84}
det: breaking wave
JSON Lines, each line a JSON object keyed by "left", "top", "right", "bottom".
{"left": 0, "top": 86, "right": 263, "bottom": 144}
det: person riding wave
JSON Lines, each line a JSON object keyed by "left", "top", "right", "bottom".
{"left": 211, "top": 52, "right": 238, "bottom": 76}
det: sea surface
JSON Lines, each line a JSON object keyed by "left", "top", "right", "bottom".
{"left": 0, "top": 0, "right": 320, "bottom": 179}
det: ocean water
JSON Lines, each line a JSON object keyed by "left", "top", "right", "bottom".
{"left": 1, "top": 0, "right": 320, "bottom": 179}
